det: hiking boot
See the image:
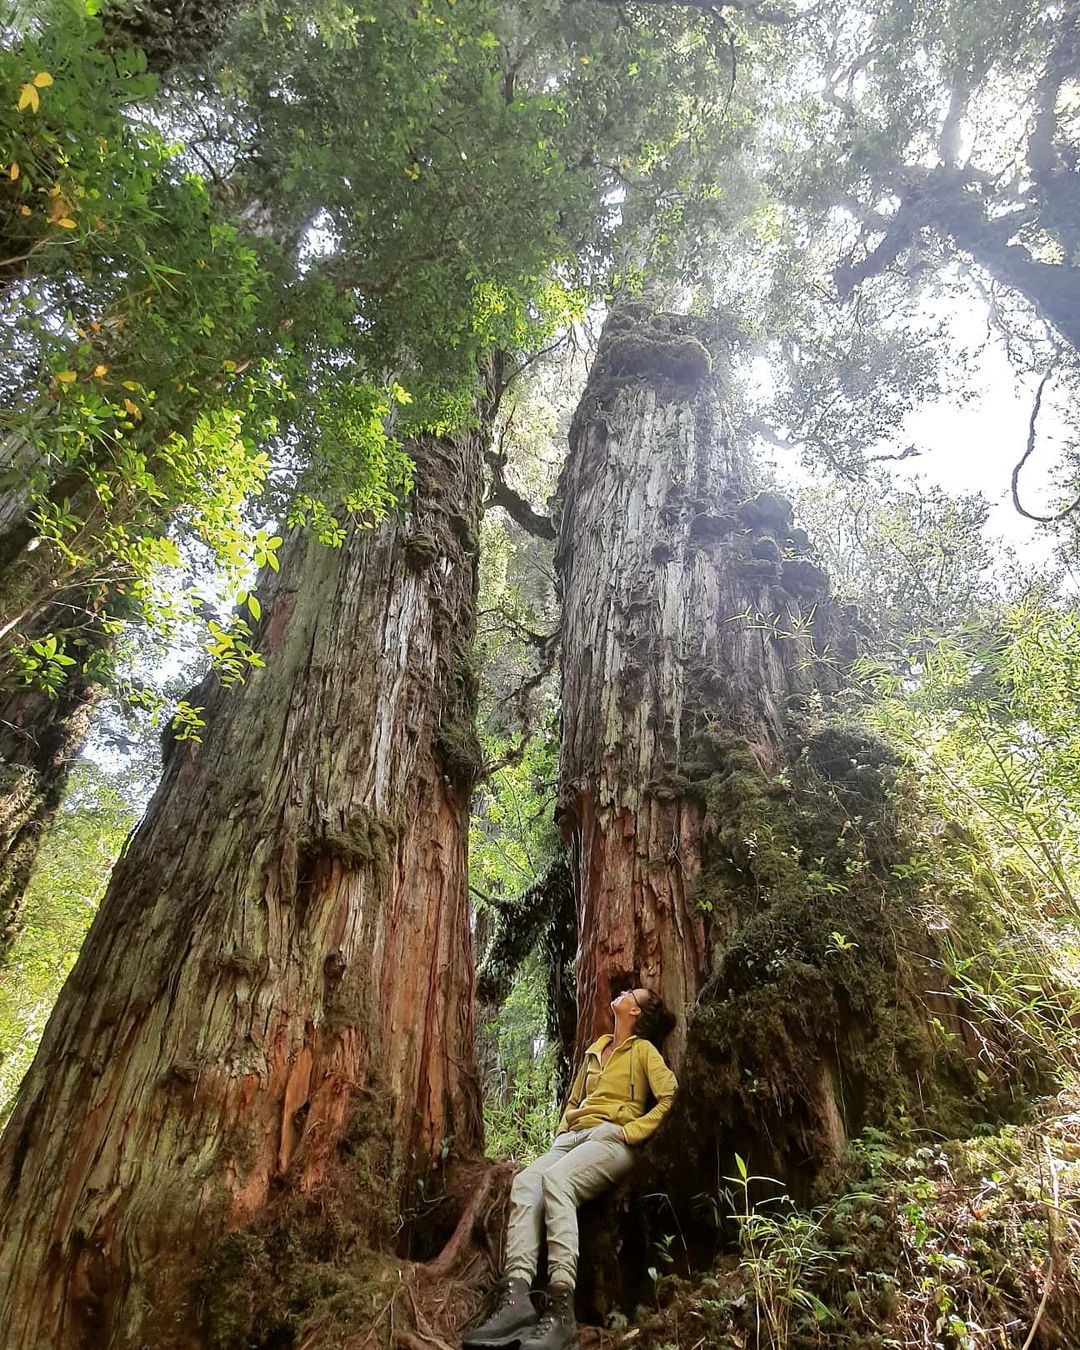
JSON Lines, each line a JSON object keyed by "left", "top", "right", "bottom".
{"left": 462, "top": 1275, "right": 538, "bottom": 1348}
{"left": 518, "top": 1284, "right": 577, "bottom": 1350}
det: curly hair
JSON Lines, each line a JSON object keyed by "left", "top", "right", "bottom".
{"left": 635, "top": 988, "right": 675, "bottom": 1048}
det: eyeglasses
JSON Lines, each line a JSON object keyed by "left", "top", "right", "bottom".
{"left": 625, "top": 989, "right": 643, "bottom": 1010}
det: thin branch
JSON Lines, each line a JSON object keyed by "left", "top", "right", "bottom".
{"left": 744, "top": 417, "right": 801, "bottom": 452}
{"left": 497, "top": 332, "right": 572, "bottom": 395}
{"left": 1019, "top": 1139, "right": 1060, "bottom": 1350}
{"left": 477, "top": 609, "right": 558, "bottom": 653}
{"left": 866, "top": 444, "right": 922, "bottom": 466}
{"left": 1011, "top": 368, "right": 1080, "bottom": 524}
{"left": 0, "top": 237, "right": 49, "bottom": 272}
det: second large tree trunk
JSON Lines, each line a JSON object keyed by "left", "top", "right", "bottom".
{"left": 557, "top": 309, "right": 1046, "bottom": 1265}
{"left": 557, "top": 304, "right": 832, "bottom": 1058}
{"left": 0, "top": 676, "right": 102, "bottom": 960}
{"left": 0, "top": 419, "right": 488, "bottom": 1348}
{"left": 0, "top": 593, "right": 120, "bottom": 963}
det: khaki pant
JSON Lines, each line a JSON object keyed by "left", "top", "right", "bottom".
{"left": 504, "top": 1123, "right": 636, "bottom": 1289}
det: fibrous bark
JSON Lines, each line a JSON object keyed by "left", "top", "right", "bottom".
{"left": 0, "top": 673, "right": 103, "bottom": 960}
{"left": 0, "top": 594, "right": 117, "bottom": 963}
{"left": 0, "top": 415, "right": 489, "bottom": 1348}
{"left": 556, "top": 308, "right": 1051, "bottom": 1262}
{"left": 101, "top": 0, "right": 246, "bottom": 75}
{"left": 556, "top": 304, "right": 833, "bottom": 1059}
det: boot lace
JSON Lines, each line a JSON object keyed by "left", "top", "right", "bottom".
{"left": 535, "top": 1289, "right": 571, "bottom": 1332}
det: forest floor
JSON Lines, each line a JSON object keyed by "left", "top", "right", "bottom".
{"left": 593, "top": 1081, "right": 1080, "bottom": 1350}
{"left": 193, "top": 1082, "right": 1080, "bottom": 1350}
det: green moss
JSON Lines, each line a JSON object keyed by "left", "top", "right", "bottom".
{"left": 687, "top": 512, "right": 738, "bottom": 547}
{"left": 196, "top": 1087, "right": 403, "bottom": 1349}
{"left": 600, "top": 329, "right": 713, "bottom": 385}
{"left": 750, "top": 533, "right": 782, "bottom": 565}
{"left": 403, "top": 530, "right": 442, "bottom": 569}
{"left": 804, "top": 721, "right": 901, "bottom": 779}
{"left": 683, "top": 731, "right": 803, "bottom": 910}
{"left": 578, "top": 305, "right": 716, "bottom": 420}
{"left": 402, "top": 506, "right": 478, "bottom": 572}
{"left": 735, "top": 490, "right": 793, "bottom": 533}
{"left": 786, "top": 526, "right": 812, "bottom": 552}
{"left": 646, "top": 717, "right": 1039, "bottom": 1204}
{"left": 197, "top": 1231, "right": 393, "bottom": 1349}
{"left": 634, "top": 1083, "right": 1080, "bottom": 1350}
{"left": 447, "top": 510, "right": 479, "bottom": 555}
{"left": 435, "top": 718, "right": 484, "bottom": 793}
{"left": 733, "top": 556, "right": 781, "bottom": 583}
{"left": 781, "top": 557, "right": 829, "bottom": 597}
{"left": 322, "top": 808, "right": 402, "bottom": 873}
{"left": 435, "top": 639, "right": 483, "bottom": 795}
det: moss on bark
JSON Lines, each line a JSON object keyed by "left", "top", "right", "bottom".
{"left": 572, "top": 303, "right": 715, "bottom": 434}
{"left": 193, "top": 1089, "right": 401, "bottom": 1349}
{"left": 644, "top": 713, "right": 1061, "bottom": 1216}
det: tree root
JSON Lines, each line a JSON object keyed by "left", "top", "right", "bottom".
{"left": 422, "top": 1164, "right": 504, "bottom": 1279}
{"left": 387, "top": 1159, "right": 513, "bottom": 1350}
{"left": 396, "top": 1334, "right": 445, "bottom": 1350}
{"left": 185, "top": 1152, "right": 515, "bottom": 1350}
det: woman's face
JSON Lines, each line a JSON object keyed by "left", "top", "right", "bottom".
{"left": 611, "top": 987, "right": 649, "bottom": 1015}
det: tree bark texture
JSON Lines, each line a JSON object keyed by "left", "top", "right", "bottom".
{"left": 0, "top": 425, "right": 487, "bottom": 1349}
{"left": 101, "top": 0, "right": 246, "bottom": 75}
{"left": 0, "top": 669, "right": 103, "bottom": 962}
{"left": 556, "top": 305, "right": 833, "bottom": 1059}
{"left": 0, "top": 592, "right": 120, "bottom": 963}
{"left": 556, "top": 311, "right": 1034, "bottom": 1254}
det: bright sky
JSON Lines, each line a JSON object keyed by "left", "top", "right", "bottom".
{"left": 768, "top": 290, "right": 1071, "bottom": 581}
{"left": 896, "top": 320, "right": 1069, "bottom": 571}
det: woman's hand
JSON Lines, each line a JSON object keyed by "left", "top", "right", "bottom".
{"left": 592, "top": 1122, "right": 628, "bottom": 1145}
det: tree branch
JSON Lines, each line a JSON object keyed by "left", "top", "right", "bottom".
{"left": 483, "top": 451, "right": 556, "bottom": 539}
{"left": 833, "top": 200, "right": 921, "bottom": 300}
{"left": 595, "top": 0, "right": 805, "bottom": 24}
{"left": 1011, "top": 368, "right": 1080, "bottom": 524}
{"left": 866, "top": 444, "right": 922, "bottom": 467}
{"left": 938, "top": 77, "right": 973, "bottom": 168}
{"left": 835, "top": 167, "right": 1080, "bottom": 354}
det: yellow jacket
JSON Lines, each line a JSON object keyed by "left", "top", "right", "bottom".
{"left": 556, "top": 1034, "right": 677, "bottom": 1147}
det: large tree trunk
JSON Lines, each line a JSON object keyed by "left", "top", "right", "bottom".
{"left": 0, "top": 671, "right": 103, "bottom": 961}
{"left": 0, "top": 416, "right": 489, "bottom": 1348}
{"left": 556, "top": 304, "right": 833, "bottom": 1059}
{"left": 0, "top": 591, "right": 120, "bottom": 963}
{"left": 555, "top": 311, "right": 1018, "bottom": 1301}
